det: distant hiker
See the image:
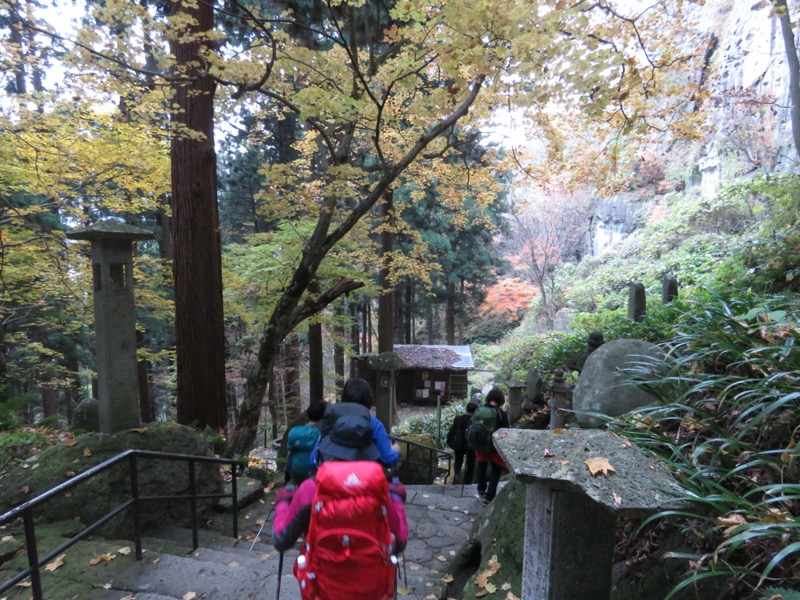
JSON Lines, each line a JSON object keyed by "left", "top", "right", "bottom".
{"left": 467, "top": 387, "right": 509, "bottom": 505}
{"left": 284, "top": 401, "right": 327, "bottom": 485}
{"left": 312, "top": 377, "right": 401, "bottom": 468}
{"left": 273, "top": 415, "right": 409, "bottom": 600}
{"left": 446, "top": 402, "right": 477, "bottom": 484}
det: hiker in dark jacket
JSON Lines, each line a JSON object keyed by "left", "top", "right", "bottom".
{"left": 447, "top": 402, "right": 477, "bottom": 484}
{"left": 310, "top": 377, "right": 400, "bottom": 468}
{"left": 475, "top": 387, "right": 509, "bottom": 504}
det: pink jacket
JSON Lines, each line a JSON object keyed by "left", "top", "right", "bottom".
{"left": 272, "top": 473, "right": 409, "bottom": 553}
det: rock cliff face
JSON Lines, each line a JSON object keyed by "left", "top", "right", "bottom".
{"left": 588, "top": 0, "right": 799, "bottom": 256}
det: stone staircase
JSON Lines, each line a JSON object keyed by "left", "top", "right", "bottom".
{"left": 0, "top": 484, "right": 485, "bottom": 600}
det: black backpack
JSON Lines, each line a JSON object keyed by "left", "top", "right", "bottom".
{"left": 466, "top": 406, "right": 499, "bottom": 454}
{"left": 446, "top": 415, "right": 469, "bottom": 452}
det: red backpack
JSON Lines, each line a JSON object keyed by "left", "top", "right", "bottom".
{"left": 294, "top": 461, "right": 397, "bottom": 600}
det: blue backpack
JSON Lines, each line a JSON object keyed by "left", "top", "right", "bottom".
{"left": 287, "top": 424, "right": 321, "bottom": 483}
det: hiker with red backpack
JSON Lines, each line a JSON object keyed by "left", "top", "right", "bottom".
{"left": 272, "top": 414, "right": 409, "bottom": 600}
{"left": 466, "top": 387, "right": 509, "bottom": 505}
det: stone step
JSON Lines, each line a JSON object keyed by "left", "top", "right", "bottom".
{"left": 1, "top": 483, "right": 488, "bottom": 599}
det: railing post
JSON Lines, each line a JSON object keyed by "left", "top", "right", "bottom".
{"left": 189, "top": 460, "right": 199, "bottom": 550}
{"left": 23, "top": 510, "right": 43, "bottom": 600}
{"left": 231, "top": 462, "right": 239, "bottom": 539}
{"left": 130, "top": 453, "right": 143, "bottom": 560}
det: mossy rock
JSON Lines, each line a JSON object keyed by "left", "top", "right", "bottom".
{"left": 0, "top": 423, "right": 224, "bottom": 539}
{"left": 448, "top": 479, "right": 525, "bottom": 599}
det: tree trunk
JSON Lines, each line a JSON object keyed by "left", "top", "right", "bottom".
{"left": 349, "top": 298, "right": 359, "bottom": 379}
{"left": 285, "top": 332, "right": 302, "bottom": 420}
{"left": 333, "top": 300, "right": 346, "bottom": 394}
{"left": 378, "top": 190, "right": 395, "bottom": 354}
{"left": 168, "top": 0, "right": 227, "bottom": 433}
{"left": 776, "top": 0, "right": 800, "bottom": 159}
{"left": 308, "top": 283, "right": 324, "bottom": 402}
{"left": 446, "top": 280, "right": 456, "bottom": 345}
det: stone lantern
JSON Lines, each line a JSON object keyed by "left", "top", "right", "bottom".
{"left": 67, "top": 220, "right": 154, "bottom": 433}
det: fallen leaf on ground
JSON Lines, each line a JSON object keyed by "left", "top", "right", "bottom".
{"left": 151, "top": 557, "right": 161, "bottom": 564}
{"left": 183, "top": 592, "right": 197, "bottom": 600}
{"left": 475, "top": 573, "right": 489, "bottom": 588}
{"left": 442, "top": 574, "right": 454, "bottom": 583}
{"left": 488, "top": 554, "right": 501, "bottom": 574}
{"left": 501, "top": 582, "right": 512, "bottom": 590}
{"left": 228, "top": 561, "right": 240, "bottom": 567}
{"left": 436, "top": 555, "right": 447, "bottom": 562}
{"left": 83, "top": 448, "right": 92, "bottom": 457}
{"left": 31, "top": 463, "right": 39, "bottom": 470}
{"left": 64, "top": 437, "right": 78, "bottom": 446}
{"left": 485, "top": 582, "right": 497, "bottom": 593}
{"left": 15, "top": 580, "right": 32, "bottom": 587}
{"left": 585, "top": 457, "right": 615, "bottom": 476}
{"left": 1, "top": 535, "right": 13, "bottom": 542}
{"left": 543, "top": 449, "right": 554, "bottom": 458}
{"left": 716, "top": 513, "right": 747, "bottom": 527}
{"left": 117, "top": 547, "right": 131, "bottom": 555}
{"left": 408, "top": 563, "right": 420, "bottom": 571}
{"left": 44, "top": 554, "right": 65, "bottom": 572}
{"left": 475, "top": 591, "right": 488, "bottom": 598}
{"left": 103, "top": 583, "right": 112, "bottom": 589}
{"left": 89, "top": 554, "right": 116, "bottom": 565}
{"left": 506, "top": 592, "right": 521, "bottom": 600}
{"left": 612, "top": 491, "right": 622, "bottom": 506}
{"left": 397, "top": 585, "right": 412, "bottom": 595}
{"left": 558, "top": 460, "right": 569, "bottom": 466}
{"left": 121, "top": 596, "right": 136, "bottom": 600}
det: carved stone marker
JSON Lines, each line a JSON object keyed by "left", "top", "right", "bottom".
{"left": 494, "top": 429, "right": 686, "bottom": 600}
{"left": 662, "top": 272, "right": 679, "bottom": 304}
{"left": 67, "top": 220, "right": 154, "bottom": 433}
{"left": 525, "top": 367, "right": 543, "bottom": 410}
{"left": 628, "top": 281, "right": 646, "bottom": 322}
{"left": 506, "top": 380, "right": 526, "bottom": 424}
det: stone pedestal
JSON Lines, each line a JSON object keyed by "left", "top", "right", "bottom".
{"left": 68, "top": 221, "right": 154, "bottom": 433}
{"left": 494, "top": 429, "right": 688, "bottom": 600}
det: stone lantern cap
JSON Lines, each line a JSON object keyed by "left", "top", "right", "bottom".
{"left": 505, "top": 380, "right": 526, "bottom": 389}
{"left": 494, "top": 428, "right": 688, "bottom": 517}
{"left": 66, "top": 219, "right": 155, "bottom": 241}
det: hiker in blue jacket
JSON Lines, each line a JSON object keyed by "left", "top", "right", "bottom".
{"left": 284, "top": 401, "right": 326, "bottom": 485}
{"left": 310, "top": 377, "right": 401, "bottom": 468}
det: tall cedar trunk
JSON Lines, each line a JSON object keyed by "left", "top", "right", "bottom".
{"left": 333, "top": 301, "right": 346, "bottom": 394}
{"left": 378, "top": 191, "right": 394, "bottom": 354}
{"left": 169, "top": 0, "right": 227, "bottom": 432}
{"left": 308, "top": 283, "right": 324, "bottom": 401}
{"left": 361, "top": 298, "right": 369, "bottom": 353}
{"left": 405, "top": 286, "right": 413, "bottom": 343}
{"left": 776, "top": 0, "right": 800, "bottom": 159}
{"left": 446, "top": 280, "right": 456, "bottom": 345}
{"left": 285, "top": 332, "right": 302, "bottom": 419}
{"left": 350, "top": 299, "right": 359, "bottom": 378}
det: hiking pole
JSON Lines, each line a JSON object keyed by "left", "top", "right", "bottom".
{"left": 249, "top": 501, "right": 277, "bottom": 551}
{"left": 276, "top": 550, "right": 285, "bottom": 600}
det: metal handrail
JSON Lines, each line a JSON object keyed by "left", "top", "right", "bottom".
{"left": 0, "top": 449, "right": 245, "bottom": 600}
{"left": 391, "top": 436, "right": 453, "bottom": 485}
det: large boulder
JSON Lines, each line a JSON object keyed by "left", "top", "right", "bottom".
{"left": 0, "top": 422, "right": 224, "bottom": 538}
{"left": 572, "top": 339, "right": 665, "bottom": 427}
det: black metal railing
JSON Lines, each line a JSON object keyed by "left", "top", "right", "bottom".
{"left": 391, "top": 436, "right": 453, "bottom": 485}
{"left": 0, "top": 449, "right": 245, "bottom": 600}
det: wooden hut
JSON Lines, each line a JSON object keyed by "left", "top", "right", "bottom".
{"left": 356, "top": 344, "right": 474, "bottom": 406}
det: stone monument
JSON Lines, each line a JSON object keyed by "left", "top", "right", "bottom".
{"left": 494, "top": 429, "right": 688, "bottom": 600}
{"left": 67, "top": 220, "right": 154, "bottom": 433}
{"left": 628, "top": 281, "right": 646, "bottom": 322}
{"left": 662, "top": 272, "right": 679, "bottom": 304}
